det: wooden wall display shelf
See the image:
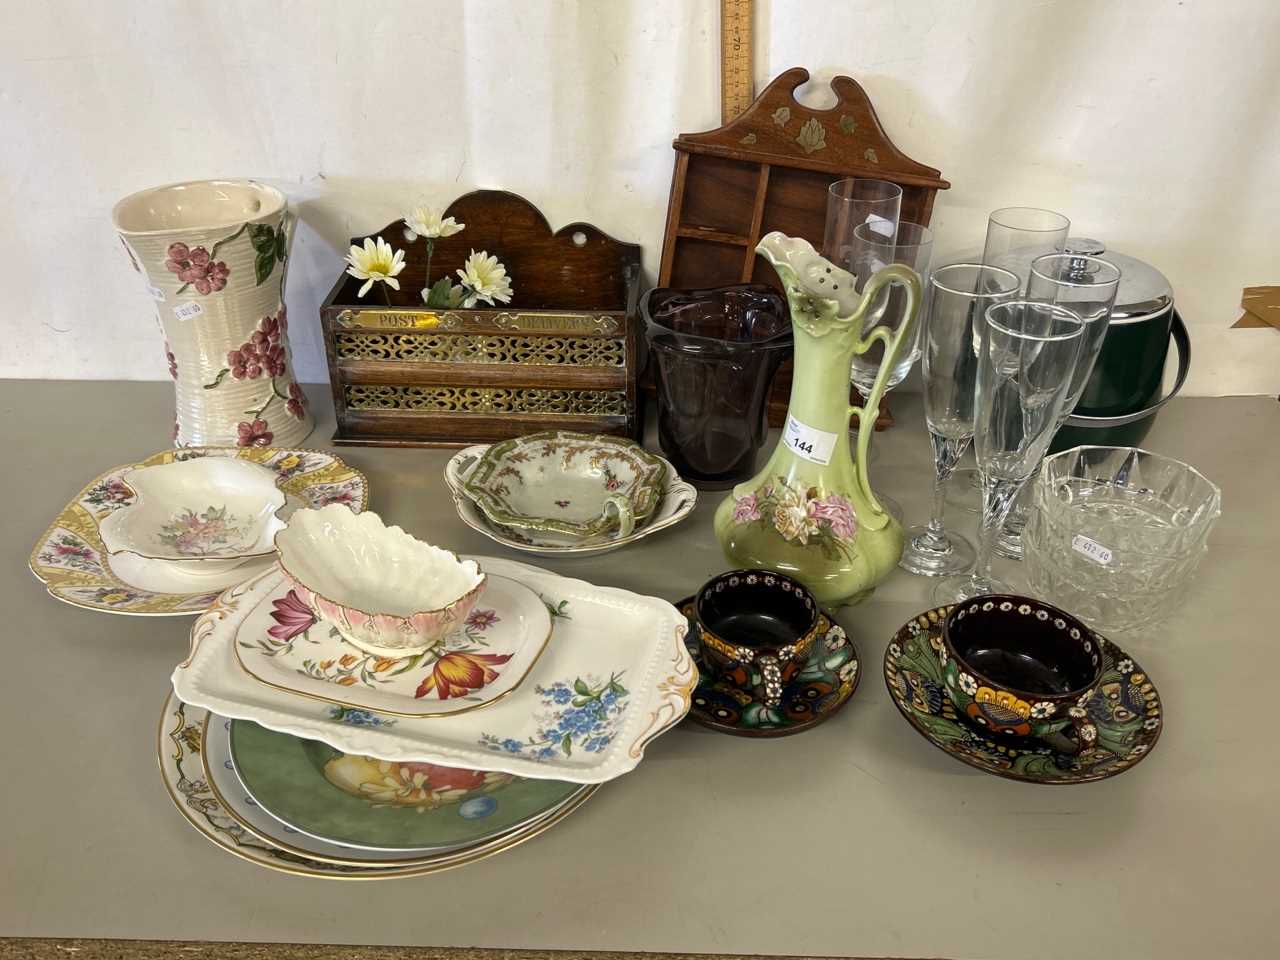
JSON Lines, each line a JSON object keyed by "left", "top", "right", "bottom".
{"left": 657, "top": 67, "right": 949, "bottom": 428}
{"left": 320, "top": 190, "right": 642, "bottom": 447}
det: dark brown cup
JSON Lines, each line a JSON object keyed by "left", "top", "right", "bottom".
{"left": 940, "top": 595, "right": 1104, "bottom": 752}
{"left": 694, "top": 569, "right": 821, "bottom": 708}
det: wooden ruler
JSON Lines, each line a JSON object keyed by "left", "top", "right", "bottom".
{"left": 719, "top": 0, "right": 754, "bottom": 123}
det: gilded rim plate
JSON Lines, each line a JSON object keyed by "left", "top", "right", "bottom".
{"left": 883, "top": 606, "right": 1163, "bottom": 784}
{"left": 228, "top": 717, "right": 581, "bottom": 852}
{"left": 678, "top": 598, "right": 860, "bottom": 738}
{"left": 460, "top": 430, "right": 667, "bottom": 540}
{"left": 30, "top": 447, "right": 368, "bottom": 616}
{"left": 445, "top": 445, "right": 697, "bottom": 557}
{"left": 233, "top": 570, "right": 552, "bottom": 718}
{"left": 158, "top": 691, "right": 598, "bottom": 878}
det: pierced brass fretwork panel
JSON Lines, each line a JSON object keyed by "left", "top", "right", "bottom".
{"left": 344, "top": 385, "right": 627, "bottom": 416}
{"left": 334, "top": 332, "right": 625, "bottom": 367}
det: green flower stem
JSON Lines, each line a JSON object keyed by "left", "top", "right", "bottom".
{"left": 243, "top": 377, "right": 289, "bottom": 420}
{"left": 209, "top": 223, "right": 248, "bottom": 259}
{"left": 203, "top": 368, "right": 230, "bottom": 390}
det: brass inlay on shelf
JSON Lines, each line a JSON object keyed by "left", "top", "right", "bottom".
{"left": 344, "top": 384, "right": 627, "bottom": 416}
{"left": 334, "top": 332, "right": 626, "bottom": 367}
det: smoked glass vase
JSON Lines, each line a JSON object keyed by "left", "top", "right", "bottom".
{"left": 643, "top": 284, "right": 791, "bottom": 488}
{"left": 713, "top": 233, "right": 921, "bottom": 606}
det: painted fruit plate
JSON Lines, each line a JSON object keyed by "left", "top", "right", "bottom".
{"left": 445, "top": 445, "right": 696, "bottom": 557}
{"left": 30, "top": 447, "right": 367, "bottom": 616}
{"left": 228, "top": 716, "right": 581, "bottom": 853}
{"left": 234, "top": 570, "right": 551, "bottom": 718}
{"left": 172, "top": 555, "right": 696, "bottom": 783}
{"left": 160, "top": 692, "right": 597, "bottom": 878}
{"left": 883, "top": 606, "right": 1163, "bottom": 784}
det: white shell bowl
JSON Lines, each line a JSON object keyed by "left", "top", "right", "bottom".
{"left": 274, "top": 504, "right": 486, "bottom": 657}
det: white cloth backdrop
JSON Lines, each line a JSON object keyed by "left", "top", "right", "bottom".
{"left": 1, "top": 0, "right": 1276, "bottom": 395}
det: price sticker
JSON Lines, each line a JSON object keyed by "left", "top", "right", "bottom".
{"left": 782, "top": 414, "right": 837, "bottom": 466}
{"left": 865, "top": 213, "right": 895, "bottom": 238}
{"left": 146, "top": 284, "right": 165, "bottom": 302}
{"left": 172, "top": 301, "right": 204, "bottom": 322}
{"left": 1072, "top": 534, "right": 1113, "bottom": 566}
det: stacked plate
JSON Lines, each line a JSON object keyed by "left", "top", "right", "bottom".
{"left": 29, "top": 447, "right": 367, "bottom": 616}
{"left": 443, "top": 432, "right": 697, "bottom": 557}
{"left": 168, "top": 553, "right": 696, "bottom": 875}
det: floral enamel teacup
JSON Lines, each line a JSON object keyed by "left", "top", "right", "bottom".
{"left": 939, "top": 596, "right": 1103, "bottom": 752}
{"left": 693, "top": 569, "right": 822, "bottom": 708}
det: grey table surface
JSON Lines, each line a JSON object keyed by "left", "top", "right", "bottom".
{"left": 1, "top": 381, "right": 1276, "bottom": 960}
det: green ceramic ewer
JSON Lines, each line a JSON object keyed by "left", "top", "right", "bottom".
{"left": 713, "top": 232, "right": 921, "bottom": 606}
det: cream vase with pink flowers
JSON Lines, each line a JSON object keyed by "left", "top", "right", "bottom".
{"left": 113, "top": 179, "right": 313, "bottom": 448}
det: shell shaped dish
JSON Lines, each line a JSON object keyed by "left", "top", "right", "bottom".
{"left": 274, "top": 504, "right": 485, "bottom": 657}
{"left": 98, "top": 458, "right": 286, "bottom": 573}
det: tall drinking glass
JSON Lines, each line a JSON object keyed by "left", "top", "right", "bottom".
{"left": 981, "top": 207, "right": 1071, "bottom": 286}
{"left": 933, "top": 301, "right": 1085, "bottom": 604}
{"left": 847, "top": 220, "right": 932, "bottom": 519}
{"left": 994, "top": 252, "right": 1122, "bottom": 559}
{"left": 900, "top": 264, "right": 1020, "bottom": 576}
{"left": 823, "top": 179, "right": 903, "bottom": 270}
{"left": 848, "top": 221, "right": 933, "bottom": 395}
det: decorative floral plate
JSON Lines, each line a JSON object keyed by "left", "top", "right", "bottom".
{"left": 678, "top": 598, "right": 860, "bottom": 737}
{"left": 159, "top": 692, "right": 596, "bottom": 878}
{"left": 459, "top": 431, "right": 668, "bottom": 542}
{"left": 234, "top": 571, "right": 552, "bottom": 718}
{"left": 883, "top": 607, "right": 1163, "bottom": 784}
{"left": 445, "top": 445, "right": 696, "bottom": 557}
{"left": 228, "top": 716, "right": 581, "bottom": 852}
{"left": 172, "top": 556, "right": 695, "bottom": 784}
{"left": 30, "top": 447, "right": 367, "bottom": 616}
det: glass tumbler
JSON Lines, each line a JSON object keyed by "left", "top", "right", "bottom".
{"left": 643, "top": 284, "right": 792, "bottom": 488}
{"left": 822, "top": 178, "right": 903, "bottom": 270}
{"left": 1023, "top": 446, "right": 1221, "bottom": 638}
{"left": 848, "top": 220, "right": 934, "bottom": 397}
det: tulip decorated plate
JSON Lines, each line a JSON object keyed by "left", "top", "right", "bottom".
{"left": 30, "top": 447, "right": 368, "bottom": 616}
{"left": 234, "top": 571, "right": 552, "bottom": 718}
{"left": 172, "top": 556, "right": 696, "bottom": 783}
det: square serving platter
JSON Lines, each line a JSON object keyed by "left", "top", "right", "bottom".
{"left": 171, "top": 556, "right": 695, "bottom": 784}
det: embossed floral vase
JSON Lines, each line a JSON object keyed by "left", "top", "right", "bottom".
{"left": 712, "top": 233, "right": 921, "bottom": 606}
{"left": 113, "top": 179, "right": 313, "bottom": 448}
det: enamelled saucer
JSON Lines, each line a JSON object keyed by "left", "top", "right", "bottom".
{"left": 883, "top": 606, "right": 1163, "bottom": 784}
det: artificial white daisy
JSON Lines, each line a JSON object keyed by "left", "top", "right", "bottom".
{"left": 456, "top": 249, "right": 514, "bottom": 307}
{"left": 345, "top": 237, "right": 406, "bottom": 297}
{"left": 403, "top": 205, "right": 465, "bottom": 242}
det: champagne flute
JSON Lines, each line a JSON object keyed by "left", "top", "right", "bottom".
{"left": 933, "top": 300, "right": 1086, "bottom": 604}
{"left": 994, "top": 252, "right": 1122, "bottom": 559}
{"left": 955, "top": 207, "right": 1071, "bottom": 500}
{"left": 900, "top": 263, "right": 1020, "bottom": 576}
